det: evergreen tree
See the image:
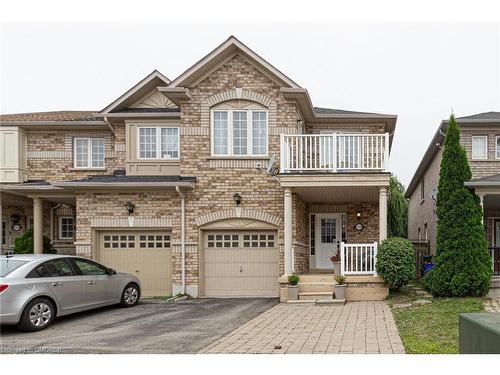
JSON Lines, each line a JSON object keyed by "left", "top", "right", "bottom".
{"left": 388, "top": 175, "right": 408, "bottom": 238}
{"left": 424, "top": 114, "right": 492, "bottom": 296}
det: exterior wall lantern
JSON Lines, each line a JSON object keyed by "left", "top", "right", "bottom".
{"left": 233, "top": 193, "right": 242, "bottom": 207}
{"left": 356, "top": 211, "right": 362, "bottom": 219}
{"left": 125, "top": 202, "right": 135, "bottom": 215}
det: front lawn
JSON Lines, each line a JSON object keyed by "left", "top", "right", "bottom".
{"left": 389, "top": 285, "right": 484, "bottom": 354}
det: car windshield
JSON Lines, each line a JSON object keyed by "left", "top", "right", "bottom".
{"left": 0, "top": 259, "right": 29, "bottom": 277}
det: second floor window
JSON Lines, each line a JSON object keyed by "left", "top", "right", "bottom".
{"left": 471, "top": 136, "right": 487, "bottom": 160}
{"left": 138, "top": 127, "right": 179, "bottom": 159}
{"left": 74, "top": 138, "right": 104, "bottom": 168}
{"left": 212, "top": 109, "right": 268, "bottom": 156}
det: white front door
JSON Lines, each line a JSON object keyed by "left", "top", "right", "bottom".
{"left": 315, "top": 213, "right": 342, "bottom": 269}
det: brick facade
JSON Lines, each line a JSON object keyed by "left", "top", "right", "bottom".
{"left": 3, "top": 45, "right": 390, "bottom": 298}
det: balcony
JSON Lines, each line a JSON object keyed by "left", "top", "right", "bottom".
{"left": 280, "top": 133, "right": 389, "bottom": 173}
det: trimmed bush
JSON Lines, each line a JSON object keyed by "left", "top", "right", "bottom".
{"left": 14, "top": 228, "right": 56, "bottom": 254}
{"left": 425, "top": 114, "right": 492, "bottom": 296}
{"left": 376, "top": 237, "right": 415, "bottom": 290}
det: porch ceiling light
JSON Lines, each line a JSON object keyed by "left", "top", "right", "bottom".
{"left": 125, "top": 201, "right": 135, "bottom": 215}
{"left": 233, "top": 193, "right": 242, "bottom": 207}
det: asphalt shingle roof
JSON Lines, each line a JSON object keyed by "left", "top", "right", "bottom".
{"left": 313, "top": 107, "right": 383, "bottom": 116}
{"left": 457, "top": 111, "right": 500, "bottom": 120}
{"left": 0, "top": 111, "right": 98, "bottom": 122}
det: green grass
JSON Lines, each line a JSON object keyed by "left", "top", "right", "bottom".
{"left": 389, "top": 285, "right": 484, "bottom": 354}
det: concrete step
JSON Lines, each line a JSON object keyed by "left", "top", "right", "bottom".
{"left": 299, "top": 291, "right": 333, "bottom": 300}
{"left": 298, "top": 282, "right": 334, "bottom": 293}
{"left": 297, "top": 274, "right": 336, "bottom": 283}
{"left": 491, "top": 277, "right": 500, "bottom": 288}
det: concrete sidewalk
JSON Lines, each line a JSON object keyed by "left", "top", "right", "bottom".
{"left": 200, "top": 301, "right": 405, "bottom": 354}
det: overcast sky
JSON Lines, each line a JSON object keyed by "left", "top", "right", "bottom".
{"left": 1, "top": 23, "right": 499, "bottom": 185}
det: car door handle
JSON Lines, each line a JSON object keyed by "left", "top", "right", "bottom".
{"left": 87, "top": 281, "right": 96, "bottom": 285}
{"left": 51, "top": 282, "right": 62, "bottom": 287}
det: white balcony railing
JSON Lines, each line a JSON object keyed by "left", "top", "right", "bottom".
{"left": 340, "top": 242, "right": 378, "bottom": 276}
{"left": 280, "top": 133, "right": 389, "bottom": 173}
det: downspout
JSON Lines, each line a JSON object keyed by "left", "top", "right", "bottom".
{"left": 175, "top": 186, "right": 186, "bottom": 294}
{"left": 50, "top": 203, "right": 62, "bottom": 245}
{"left": 104, "top": 116, "right": 115, "bottom": 135}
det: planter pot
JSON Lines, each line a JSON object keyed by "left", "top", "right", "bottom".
{"left": 334, "top": 284, "right": 346, "bottom": 300}
{"left": 288, "top": 285, "right": 299, "bottom": 300}
{"left": 333, "top": 261, "right": 341, "bottom": 275}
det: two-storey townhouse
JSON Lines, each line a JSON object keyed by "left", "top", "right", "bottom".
{"left": 1, "top": 36, "right": 397, "bottom": 301}
{"left": 406, "top": 112, "right": 500, "bottom": 292}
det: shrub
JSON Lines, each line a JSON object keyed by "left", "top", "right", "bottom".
{"left": 288, "top": 274, "right": 300, "bottom": 285}
{"left": 14, "top": 229, "right": 56, "bottom": 254}
{"left": 426, "top": 114, "right": 492, "bottom": 296}
{"left": 376, "top": 237, "right": 415, "bottom": 290}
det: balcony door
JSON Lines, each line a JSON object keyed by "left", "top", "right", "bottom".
{"left": 315, "top": 213, "right": 342, "bottom": 269}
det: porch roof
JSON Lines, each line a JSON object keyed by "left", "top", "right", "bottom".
{"left": 465, "top": 174, "right": 500, "bottom": 188}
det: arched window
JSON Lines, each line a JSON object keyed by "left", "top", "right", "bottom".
{"left": 210, "top": 101, "right": 268, "bottom": 157}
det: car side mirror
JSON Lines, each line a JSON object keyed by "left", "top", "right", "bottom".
{"left": 108, "top": 268, "right": 117, "bottom": 275}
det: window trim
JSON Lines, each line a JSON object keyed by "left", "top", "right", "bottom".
{"left": 495, "top": 136, "right": 500, "bottom": 159}
{"left": 471, "top": 135, "right": 488, "bottom": 160}
{"left": 59, "top": 216, "right": 75, "bottom": 240}
{"left": 73, "top": 137, "right": 106, "bottom": 169}
{"left": 137, "top": 126, "right": 180, "bottom": 160}
{"left": 210, "top": 108, "right": 268, "bottom": 157}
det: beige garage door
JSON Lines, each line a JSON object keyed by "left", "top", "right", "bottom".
{"left": 99, "top": 231, "right": 172, "bottom": 297}
{"left": 203, "top": 231, "right": 279, "bottom": 297}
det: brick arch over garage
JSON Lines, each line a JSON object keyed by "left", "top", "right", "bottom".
{"left": 200, "top": 88, "right": 278, "bottom": 127}
{"left": 195, "top": 208, "right": 282, "bottom": 227}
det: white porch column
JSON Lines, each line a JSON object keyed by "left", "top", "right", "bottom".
{"left": 284, "top": 188, "right": 293, "bottom": 275}
{"left": 477, "top": 193, "right": 485, "bottom": 224}
{"left": 379, "top": 187, "right": 388, "bottom": 243}
{"left": 33, "top": 197, "right": 43, "bottom": 254}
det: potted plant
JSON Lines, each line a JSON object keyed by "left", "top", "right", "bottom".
{"left": 287, "top": 274, "right": 300, "bottom": 300}
{"left": 330, "top": 249, "right": 341, "bottom": 275}
{"left": 333, "top": 274, "right": 347, "bottom": 300}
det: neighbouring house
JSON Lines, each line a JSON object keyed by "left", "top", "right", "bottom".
{"left": 406, "top": 112, "right": 500, "bottom": 289}
{"left": 0, "top": 36, "right": 396, "bottom": 301}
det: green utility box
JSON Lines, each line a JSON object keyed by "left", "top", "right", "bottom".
{"left": 459, "top": 313, "right": 500, "bottom": 354}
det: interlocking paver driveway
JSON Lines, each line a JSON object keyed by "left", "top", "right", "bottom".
{"left": 200, "top": 301, "right": 405, "bottom": 354}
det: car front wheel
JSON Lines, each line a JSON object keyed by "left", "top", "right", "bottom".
{"left": 121, "top": 283, "right": 140, "bottom": 307}
{"left": 18, "top": 297, "right": 55, "bottom": 332}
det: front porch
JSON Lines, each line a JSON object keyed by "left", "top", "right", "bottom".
{"left": 0, "top": 185, "right": 76, "bottom": 255}
{"left": 280, "top": 173, "right": 389, "bottom": 277}
{"left": 278, "top": 170, "right": 390, "bottom": 302}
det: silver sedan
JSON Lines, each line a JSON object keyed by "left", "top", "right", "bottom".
{"left": 0, "top": 254, "right": 141, "bottom": 331}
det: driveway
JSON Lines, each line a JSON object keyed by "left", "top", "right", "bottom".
{"left": 200, "top": 301, "right": 405, "bottom": 354}
{"left": 0, "top": 298, "right": 278, "bottom": 354}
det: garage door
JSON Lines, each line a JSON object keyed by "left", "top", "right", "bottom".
{"left": 203, "top": 231, "right": 279, "bottom": 297}
{"left": 98, "top": 231, "right": 172, "bottom": 297}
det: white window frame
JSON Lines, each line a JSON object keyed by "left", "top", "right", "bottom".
{"left": 495, "top": 136, "right": 500, "bottom": 159}
{"left": 210, "top": 108, "right": 268, "bottom": 157}
{"left": 137, "top": 126, "right": 180, "bottom": 160}
{"left": 59, "top": 216, "right": 75, "bottom": 240}
{"left": 471, "top": 136, "right": 488, "bottom": 160}
{"left": 73, "top": 137, "right": 105, "bottom": 169}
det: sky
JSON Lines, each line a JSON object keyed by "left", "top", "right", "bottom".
{"left": 1, "top": 22, "right": 499, "bottom": 186}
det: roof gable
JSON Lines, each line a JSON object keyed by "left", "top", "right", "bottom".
{"left": 168, "top": 36, "right": 301, "bottom": 89}
{"left": 100, "top": 70, "right": 171, "bottom": 114}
